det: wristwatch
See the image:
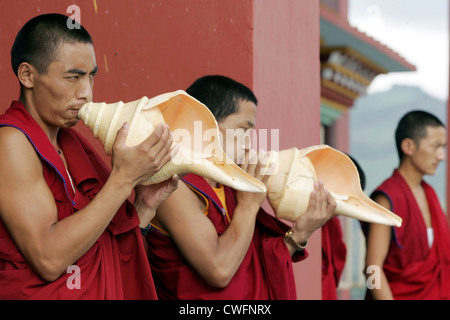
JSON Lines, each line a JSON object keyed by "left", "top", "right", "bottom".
{"left": 284, "top": 229, "right": 308, "bottom": 251}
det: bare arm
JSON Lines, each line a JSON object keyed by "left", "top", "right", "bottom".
{"left": 0, "top": 123, "right": 173, "bottom": 282}
{"left": 156, "top": 150, "right": 269, "bottom": 288}
{"left": 156, "top": 181, "right": 260, "bottom": 288}
{"left": 365, "top": 193, "right": 394, "bottom": 300}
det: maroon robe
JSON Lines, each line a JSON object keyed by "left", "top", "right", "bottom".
{"left": 370, "top": 170, "right": 450, "bottom": 299}
{"left": 147, "top": 173, "right": 307, "bottom": 300}
{"left": 321, "top": 217, "right": 347, "bottom": 300}
{"left": 0, "top": 101, "right": 157, "bottom": 299}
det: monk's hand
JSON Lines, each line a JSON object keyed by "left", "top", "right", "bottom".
{"left": 290, "top": 180, "right": 336, "bottom": 244}
{"left": 134, "top": 174, "right": 179, "bottom": 227}
{"left": 236, "top": 149, "right": 272, "bottom": 209}
{"left": 111, "top": 122, "right": 177, "bottom": 187}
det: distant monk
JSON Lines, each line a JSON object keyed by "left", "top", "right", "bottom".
{"left": 364, "top": 110, "right": 450, "bottom": 300}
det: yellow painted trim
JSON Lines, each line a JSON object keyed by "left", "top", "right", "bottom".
{"left": 321, "top": 46, "right": 388, "bottom": 74}
{"left": 321, "top": 79, "right": 360, "bottom": 99}
{"left": 321, "top": 62, "right": 372, "bottom": 86}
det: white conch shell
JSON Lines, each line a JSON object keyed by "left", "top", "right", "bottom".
{"left": 267, "top": 145, "right": 402, "bottom": 227}
{"left": 78, "top": 90, "right": 266, "bottom": 193}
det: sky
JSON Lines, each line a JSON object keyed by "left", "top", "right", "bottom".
{"left": 348, "top": 0, "right": 449, "bottom": 101}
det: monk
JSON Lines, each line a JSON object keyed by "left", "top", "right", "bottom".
{"left": 365, "top": 110, "right": 450, "bottom": 300}
{"left": 147, "top": 75, "right": 336, "bottom": 299}
{"left": 0, "top": 13, "right": 178, "bottom": 299}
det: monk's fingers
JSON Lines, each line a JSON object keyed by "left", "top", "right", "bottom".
{"left": 314, "top": 181, "right": 336, "bottom": 217}
{"left": 239, "top": 149, "right": 250, "bottom": 172}
{"left": 155, "top": 128, "right": 175, "bottom": 162}
{"left": 113, "top": 122, "right": 130, "bottom": 152}
{"left": 313, "top": 180, "right": 326, "bottom": 211}
{"left": 138, "top": 124, "right": 170, "bottom": 152}
{"left": 240, "top": 149, "right": 258, "bottom": 176}
{"left": 151, "top": 124, "right": 173, "bottom": 154}
{"left": 142, "top": 124, "right": 174, "bottom": 161}
{"left": 155, "top": 143, "right": 177, "bottom": 170}
{"left": 257, "top": 150, "right": 268, "bottom": 175}
{"left": 307, "top": 189, "right": 317, "bottom": 212}
{"left": 254, "top": 151, "right": 271, "bottom": 184}
{"left": 170, "top": 143, "right": 182, "bottom": 159}
{"left": 325, "top": 189, "right": 337, "bottom": 215}
{"left": 259, "top": 162, "right": 274, "bottom": 185}
{"left": 245, "top": 149, "right": 259, "bottom": 177}
{"left": 315, "top": 181, "right": 337, "bottom": 218}
{"left": 138, "top": 123, "right": 165, "bottom": 148}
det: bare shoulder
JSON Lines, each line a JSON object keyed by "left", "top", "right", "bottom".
{"left": 366, "top": 193, "right": 393, "bottom": 253}
{"left": 0, "top": 125, "right": 50, "bottom": 219}
{"left": 372, "top": 192, "right": 391, "bottom": 211}
{"left": 156, "top": 179, "right": 208, "bottom": 230}
{"left": 0, "top": 125, "right": 27, "bottom": 144}
{"left": 0, "top": 125, "right": 42, "bottom": 177}
{"left": 0, "top": 125, "right": 35, "bottom": 154}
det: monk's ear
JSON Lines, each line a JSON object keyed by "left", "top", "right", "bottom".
{"left": 401, "top": 138, "right": 416, "bottom": 157}
{"left": 17, "top": 62, "right": 36, "bottom": 89}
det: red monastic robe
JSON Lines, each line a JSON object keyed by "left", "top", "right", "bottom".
{"left": 321, "top": 217, "right": 347, "bottom": 300}
{"left": 370, "top": 170, "right": 450, "bottom": 300}
{"left": 0, "top": 101, "right": 157, "bottom": 299}
{"left": 147, "top": 173, "right": 307, "bottom": 300}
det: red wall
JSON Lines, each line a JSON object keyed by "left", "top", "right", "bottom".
{"left": 253, "top": 1, "right": 322, "bottom": 299}
{"left": 0, "top": 0, "right": 322, "bottom": 299}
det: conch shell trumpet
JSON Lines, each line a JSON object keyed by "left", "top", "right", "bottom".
{"left": 78, "top": 90, "right": 266, "bottom": 193}
{"left": 266, "top": 146, "right": 402, "bottom": 227}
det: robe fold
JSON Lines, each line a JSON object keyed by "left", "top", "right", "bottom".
{"left": 147, "top": 173, "right": 307, "bottom": 300}
{"left": 370, "top": 170, "right": 450, "bottom": 300}
{"left": 0, "top": 101, "right": 157, "bottom": 299}
{"left": 321, "top": 217, "right": 347, "bottom": 300}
